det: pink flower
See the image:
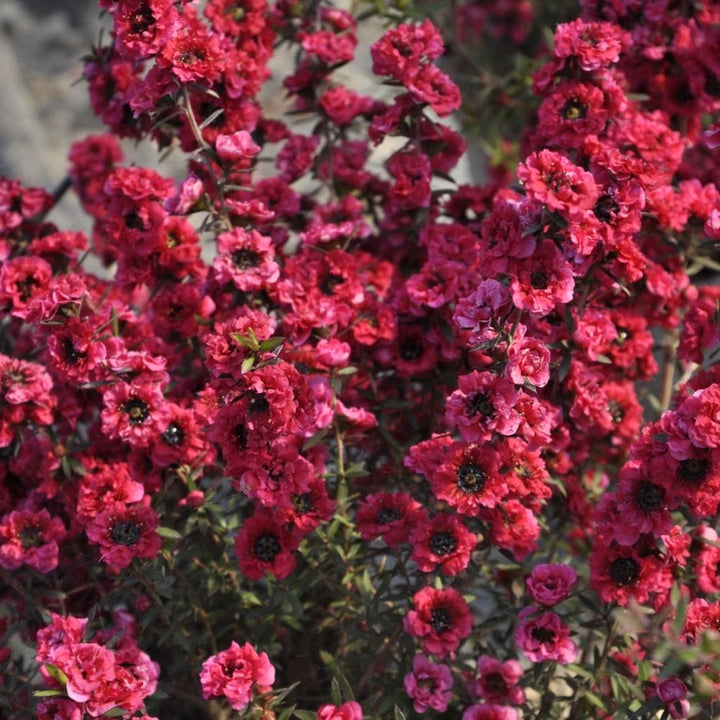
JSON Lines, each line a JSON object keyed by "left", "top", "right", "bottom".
{"left": 474, "top": 656, "right": 525, "bottom": 705}
{"left": 462, "top": 704, "right": 519, "bottom": 720}
{"left": 0, "top": 508, "right": 65, "bottom": 573}
{"left": 404, "top": 655, "right": 453, "bottom": 713}
{"left": 200, "top": 642, "right": 275, "bottom": 711}
{"left": 514, "top": 607, "right": 578, "bottom": 663}
{"left": 505, "top": 325, "right": 551, "bottom": 387}
{"left": 215, "top": 131, "right": 261, "bottom": 161}
{"left": 316, "top": 701, "right": 363, "bottom": 720}
{"left": 652, "top": 677, "right": 690, "bottom": 719}
{"left": 526, "top": 564, "right": 578, "bottom": 606}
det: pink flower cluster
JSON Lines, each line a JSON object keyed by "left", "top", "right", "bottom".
{"left": 34, "top": 613, "right": 159, "bottom": 718}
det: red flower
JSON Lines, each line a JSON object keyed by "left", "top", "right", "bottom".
{"left": 517, "top": 150, "right": 599, "bottom": 219}
{"left": 404, "top": 586, "right": 472, "bottom": 658}
{"left": 508, "top": 240, "right": 574, "bottom": 318}
{"left": 0, "top": 508, "right": 65, "bottom": 573}
{"left": 113, "top": 0, "right": 181, "bottom": 61}
{"left": 589, "top": 537, "right": 672, "bottom": 607}
{"left": 445, "top": 371, "right": 521, "bottom": 443}
{"left": 213, "top": 227, "right": 280, "bottom": 292}
{"left": 234, "top": 509, "right": 299, "bottom": 580}
{"left": 101, "top": 381, "right": 165, "bottom": 448}
{"left": 428, "top": 442, "right": 508, "bottom": 516}
{"left": 370, "top": 20, "right": 444, "bottom": 81}
{"left": 356, "top": 491, "right": 425, "bottom": 548}
{"left": 411, "top": 513, "right": 476, "bottom": 576}
{"left": 200, "top": 641, "right": 275, "bottom": 711}
{"left": 514, "top": 606, "right": 578, "bottom": 663}
{"left": 85, "top": 502, "right": 161, "bottom": 570}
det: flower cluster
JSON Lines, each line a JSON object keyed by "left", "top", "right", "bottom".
{"left": 34, "top": 613, "right": 159, "bottom": 718}
{"left": 0, "top": 0, "right": 719, "bottom": 718}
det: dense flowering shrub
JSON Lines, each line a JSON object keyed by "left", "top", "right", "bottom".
{"left": 1, "top": 0, "right": 720, "bottom": 718}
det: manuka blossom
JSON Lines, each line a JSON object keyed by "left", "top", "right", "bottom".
{"left": 526, "top": 564, "right": 578, "bottom": 606}
{"left": 234, "top": 509, "right": 299, "bottom": 580}
{"left": 410, "top": 513, "right": 476, "bottom": 576}
{"left": 403, "top": 654, "right": 453, "bottom": 713}
{"left": 445, "top": 370, "right": 521, "bottom": 443}
{"left": 85, "top": 502, "right": 161, "bottom": 570}
{"left": 200, "top": 641, "right": 275, "bottom": 711}
{"left": 473, "top": 655, "right": 525, "bottom": 705}
{"left": 514, "top": 607, "right": 578, "bottom": 663}
{"left": 0, "top": 508, "right": 65, "bottom": 573}
{"left": 404, "top": 586, "right": 473, "bottom": 658}
{"left": 316, "top": 701, "right": 363, "bottom": 720}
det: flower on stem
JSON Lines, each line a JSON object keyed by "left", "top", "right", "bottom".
{"left": 473, "top": 655, "right": 525, "bottom": 705}
{"left": 0, "top": 507, "right": 65, "bottom": 573}
{"left": 514, "top": 606, "right": 579, "bottom": 664}
{"left": 403, "top": 654, "right": 453, "bottom": 713}
{"left": 316, "top": 700, "right": 363, "bottom": 720}
{"left": 85, "top": 501, "right": 161, "bottom": 571}
{"left": 410, "top": 513, "right": 476, "bottom": 576}
{"left": 404, "top": 586, "right": 473, "bottom": 659}
{"left": 200, "top": 641, "right": 275, "bottom": 711}
{"left": 526, "top": 564, "right": 578, "bottom": 606}
{"left": 234, "top": 508, "right": 299, "bottom": 580}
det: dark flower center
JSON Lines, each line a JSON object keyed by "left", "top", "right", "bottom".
{"left": 609, "top": 556, "right": 639, "bottom": 586}
{"left": 594, "top": 194, "right": 619, "bottom": 223}
{"left": 234, "top": 423, "right": 248, "bottom": 448}
{"left": 232, "top": 249, "right": 261, "bottom": 269}
{"left": 530, "top": 270, "right": 549, "bottom": 290}
{"left": 254, "top": 533, "right": 281, "bottom": 562}
{"left": 399, "top": 336, "right": 423, "bottom": 360}
{"left": 561, "top": 98, "right": 587, "bottom": 121}
{"left": 429, "top": 531, "right": 457, "bottom": 557}
{"left": 62, "top": 336, "right": 85, "bottom": 364}
{"left": 247, "top": 392, "right": 269, "bottom": 414}
{"left": 376, "top": 507, "right": 401, "bottom": 524}
{"left": 636, "top": 481, "right": 663, "bottom": 512}
{"left": 484, "top": 673, "right": 508, "bottom": 695}
{"left": 531, "top": 626, "right": 556, "bottom": 643}
{"left": 429, "top": 606, "right": 451, "bottom": 633}
{"left": 124, "top": 398, "right": 149, "bottom": 425}
{"left": 678, "top": 457, "right": 709, "bottom": 484}
{"left": 19, "top": 525, "right": 44, "bottom": 549}
{"left": 124, "top": 211, "right": 145, "bottom": 230}
{"left": 457, "top": 463, "right": 486, "bottom": 494}
{"left": 293, "top": 493, "right": 313, "bottom": 514}
{"left": 111, "top": 521, "right": 141, "bottom": 546}
{"left": 16, "top": 276, "right": 40, "bottom": 302}
{"left": 162, "top": 422, "right": 185, "bottom": 446}
{"left": 607, "top": 399, "right": 624, "bottom": 424}
{"left": 321, "top": 272, "right": 344, "bottom": 295}
{"left": 130, "top": 6, "right": 154, "bottom": 34}
{"left": 469, "top": 392, "right": 495, "bottom": 418}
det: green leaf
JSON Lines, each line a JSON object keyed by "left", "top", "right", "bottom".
{"left": 241, "top": 356, "right": 255, "bottom": 374}
{"left": 394, "top": 706, "right": 407, "bottom": 720}
{"left": 258, "top": 336, "right": 285, "bottom": 352}
{"left": 156, "top": 526, "right": 182, "bottom": 540}
{"left": 293, "top": 711, "right": 317, "bottom": 720}
{"left": 44, "top": 663, "right": 68, "bottom": 686}
{"left": 330, "top": 677, "right": 342, "bottom": 706}
{"left": 33, "top": 690, "right": 64, "bottom": 698}
{"left": 335, "top": 366, "right": 358, "bottom": 375}
{"left": 336, "top": 670, "right": 355, "bottom": 701}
